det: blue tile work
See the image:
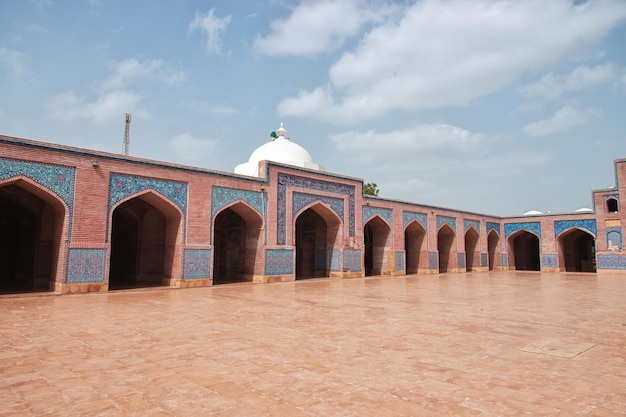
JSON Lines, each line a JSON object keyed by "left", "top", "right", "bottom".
{"left": 212, "top": 186, "right": 265, "bottom": 220}
{"left": 402, "top": 211, "right": 427, "bottom": 230}
{"left": 481, "top": 253, "right": 488, "bottom": 267}
{"left": 554, "top": 219, "right": 596, "bottom": 238}
{"left": 597, "top": 254, "right": 626, "bottom": 270}
{"left": 504, "top": 222, "right": 541, "bottom": 238}
{"left": 277, "top": 173, "right": 355, "bottom": 244}
{"left": 541, "top": 254, "right": 557, "bottom": 269}
{"left": 436, "top": 215, "right": 456, "bottom": 232}
{"left": 464, "top": 219, "right": 480, "bottom": 234}
{"left": 343, "top": 249, "right": 361, "bottom": 272}
{"left": 108, "top": 173, "right": 188, "bottom": 242}
{"left": 183, "top": 249, "right": 211, "bottom": 279}
{"left": 330, "top": 249, "right": 341, "bottom": 271}
{"left": 265, "top": 249, "right": 294, "bottom": 275}
{"left": 603, "top": 194, "right": 619, "bottom": 201}
{"left": 486, "top": 222, "right": 500, "bottom": 236}
{"left": 293, "top": 192, "right": 344, "bottom": 222}
{"left": 363, "top": 206, "right": 393, "bottom": 226}
{"left": 457, "top": 253, "right": 465, "bottom": 269}
{"left": 395, "top": 252, "right": 405, "bottom": 271}
{"left": 316, "top": 249, "right": 327, "bottom": 270}
{"left": 501, "top": 253, "right": 508, "bottom": 267}
{"left": 0, "top": 157, "right": 76, "bottom": 238}
{"left": 66, "top": 248, "right": 106, "bottom": 283}
{"left": 607, "top": 228, "right": 622, "bottom": 250}
{"left": 428, "top": 252, "right": 438, "bottom": 269}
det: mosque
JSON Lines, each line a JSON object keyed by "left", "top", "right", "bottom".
{"left": 0, "top": 124, "right": 624, "bottom": 294}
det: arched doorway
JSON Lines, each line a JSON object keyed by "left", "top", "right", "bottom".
{"left": 213, "top": 203, "right": 263, "bottom": 284}
{"left": 558, "top": 229, "right": 596, "bottom": 272}
{"left": 508, "top": 230, "right": 540, "bottom": 271}
{"left": 465, "top": 227, "right": 479, "bottom": 272}
{"left": 437, "top": 224, "right": 456, "bottom": 273}
{"left": 295, "top": 204, "right": 341, "bottom": 279}
{"left": 363, "top": 216, "right": 391, "bottom": 276}
{"left": 487, "top": 230, "right": 500, "bottom": 271}
{"left": 404, "top": 221, "right": 426, "bottom": 274}
{"left": 0, "top": 181, "right": 65, "bottom": 294}
{"left": 109, "top": 193, "right": 181, "bottom": 290}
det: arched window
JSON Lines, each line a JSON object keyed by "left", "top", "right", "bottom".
{"left": 606, "top": 198, "right": 619, "bottom": 213}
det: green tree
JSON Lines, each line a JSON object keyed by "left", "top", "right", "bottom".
{"left": 364, "top": 182, "right": 379, "bottom": 196}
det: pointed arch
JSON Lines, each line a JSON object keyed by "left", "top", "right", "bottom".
{"left": 0, "top": 177, "right": 68, "bottom": 293}
{"left": 507, "top": 230, "right": 540, "bottom": 271}
{"left": 294, "top": 202, "right": 342, "bottom": 279}
{"left": 404, "top": 220, "right": 426, "bottom": 274}
{"left": 557, "top": 227, "right": 596, "bottom": 272}
{"left": 364, "top": 215, "right": 392, "bottom": 276}
{"left": 437, "top": 223, "right": 456, "bottom": 273}
{"left": 108, "top": 189, "right": 183, "bottom": 289}
{"left": 464, "top": 227, "right": 480, "bottom": 272}
{"left": 487, "top": 230, "right": 500, "bottom": 271}
{"left": 213, "top": 201, "right": 264, "bottom": 284}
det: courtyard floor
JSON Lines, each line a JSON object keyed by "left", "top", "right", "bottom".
{"left": 1, "top": 271, "right": 626, "bottom": 416}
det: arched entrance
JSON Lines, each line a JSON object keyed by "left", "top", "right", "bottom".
{"left": 109, "top": 193, "right": 181, "bottom": 290}
{"left": 437, "top": 224, "right": 456, "bottom": 273}
{"left": 465, "top": 227, "right": 479, "bottom": 272}
{"left": 295, "top": 204, "right": 341, "bottom": 279}
{"left": 558, "top": 229, "right": 596, "bottom": 272}
{"left": 508, "top": 230, "right": 540, "bottom": 271}
{"left": 213, "top": 203, "right": 263, "bottom": 284}
{"left": 404, "top": 221, "right": 426, "bottom": 274}
{"left": 487, "top": 230, "right": 500, "bottom": 271}
{"left": 364, "top": 216, "right": 391, "bottom": 276}
{"left": 0, "top": 181, "right": 65, "bottom": 293}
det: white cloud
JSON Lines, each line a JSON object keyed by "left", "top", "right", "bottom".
{"left": 278, "top": 0, "right": 626, "bottom": 123}
{"left": 253, "top": 0, "right": 395, "bottom": 57}
{"left": 45, "top": 58, "right": 184, "bottom": 124}
{"left": 523, "top": 105, "right": 601, "bottom": 137}
{"left": 189, "top": 8, "right": 231, "bottom": 55}
{"left": 520, "top": 63, "right": 618, "bottom": 100}
{"left": 0, "top": 47, "right": 29, "bottom": 80}
{"left": 168, "top": 133, "right": 218, "bottom": 167}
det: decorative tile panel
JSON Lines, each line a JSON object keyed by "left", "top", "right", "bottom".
{"left": 428, "top": 252, "right": 438, "bottom": 270}
{"left": 343, "top": 249, "right": 361, "bottom": 272}
{"left": 212, "top": 186, "right": 265, "bottom": 219}
{"left": 183, "top": 249, "right": 211, "bottom": 279}
{"left": 464, "top": 219, "right": 480, "bottom": 234}
{"left": 0, "top": 157, "right": 76, "bottom": 237}
{"left": 481, "top": 253, "right": 488, "bottom": 268}
{"left": 108, "top": 173, "right": 188, "bottom": 242}
{"left": 363, "top": 206, "right": 393, "bottom": 226}
{"left": 436, "top": 215, "right": 456, "bottom": 232}
{"left": 66, "top": 248, "right": 106, "bottom": 283}
{"left": 330, "top": 249, "right": 341, "bottom": 271}
{"left": 554, "top": 219, "right": 596, "bottom": 238}
{"left": 597, "top": 254, "right": 626, "bottom": 270}
{"left": 395, "top": 252, "right": 405, "bottom": 271}
{"left": 457, "top": 253, "right": 465, "bottom": 269}
{"left": 501, "top": 253, "right": 508, "bottom": 267}
{"left": 607, "top": 228, "right": 622, "bottom": 250}
{"left": 486, "top": 222, "right": 500, "bottom": 235}
{"left": 504, "top": 222, "right": 541, "bottom": 238}
{"left": 277, "top": 173, "right": 355, "bottom": 244}
{"left": 265, "top": 249, "right": 294, "bottom": 275}
{"left": 541, "top": 254, "right": 557, "bottom": 269}
{"left": 293, "top": 192, "right": 344, "bottom": 222}
{"left": 603, "top": 194, "right": 619, "bottom": 201}
{"left": 403, "top": 211, "right": 427, "bottom": 230}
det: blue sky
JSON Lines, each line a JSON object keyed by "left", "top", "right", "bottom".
{"left": 1, "top": 0, "right": 625, "bottom": 216}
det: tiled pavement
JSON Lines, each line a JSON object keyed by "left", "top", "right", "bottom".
{"left": 1, "top": 272, "right": 626, "bottom": 416}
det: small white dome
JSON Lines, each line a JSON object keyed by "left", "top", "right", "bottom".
{"left": 575, "top": 207, "right": 593, "bottom": 213}
{"left": 234, "top": 124, "right": 324, "bottom": 177}
{"left": 523, "top": 210, "right": 543, "bottom": 216}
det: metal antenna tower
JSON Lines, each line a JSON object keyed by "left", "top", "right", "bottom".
{"left": 123, "top": 113, "right": 132, "bottom": 156}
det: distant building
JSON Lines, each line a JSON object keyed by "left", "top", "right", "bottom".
{"left": 0, "top": 125, "right": 624, "bottom": 294}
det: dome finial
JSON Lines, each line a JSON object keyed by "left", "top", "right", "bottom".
{"left": 276, "top": 123, "right": 287, "bottom": 138}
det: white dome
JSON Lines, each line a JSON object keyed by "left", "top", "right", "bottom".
{"left": 234, "top": 124, "right": 324, "bottom": 177}
{"left": 575, "top": 207, "right": 593, "bottom": 213}
{"left": 523, "top": 210, "right": 543, "bottom": 216}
